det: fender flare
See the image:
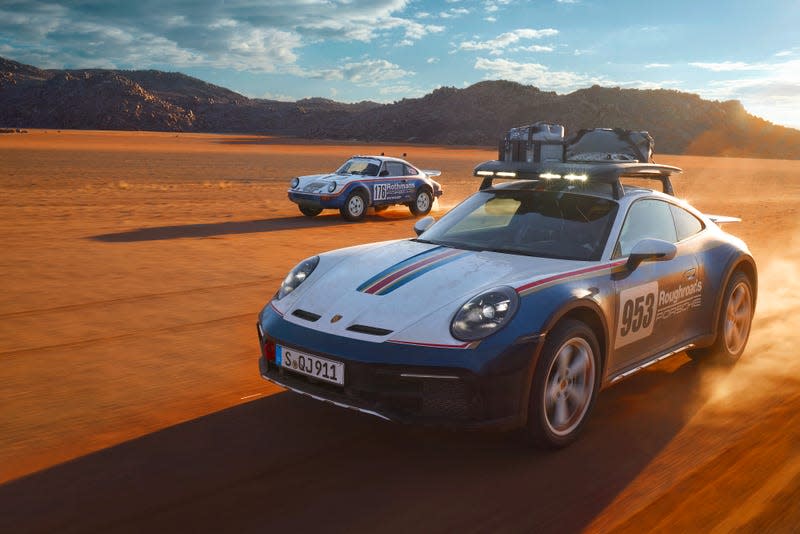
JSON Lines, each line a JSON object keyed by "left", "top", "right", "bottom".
{"left": 706, "top": 253, "right": 758, "bottom": 344}
{"left": 341, "top": 182, "right": 372, "bottom": 205}
{"left": 516, "top": 297, "right": 610, "bottom": 421}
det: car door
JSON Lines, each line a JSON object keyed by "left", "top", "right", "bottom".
{"left": 610, "top": 198, "right": 700, "bottom": 373}
{"left": 373, "top": 161, "right": 404, "bottom": 205}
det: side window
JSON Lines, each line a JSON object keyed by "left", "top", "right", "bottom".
{"left": 616, "top": 199, "right": 677, "bottom": 257}
{"left": 404, "top": 165, "right": 419, "bottom": 175}
{"left": 385, "top": 162, "right": 404, "bottom": 177}
{"left": 670, "top": 204, "right": 704, "bottom": 241}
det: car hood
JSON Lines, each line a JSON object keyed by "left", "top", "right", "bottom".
{"left": 277, "top": 240, "right": 589, "bottom": 344}
{"left": 300, "top": 173, "right": 342, "bottom": 181}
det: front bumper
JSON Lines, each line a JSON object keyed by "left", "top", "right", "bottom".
{"left": 257, "top": 306, "right": 540, "bottom": 429}
{"left": 288, "top": 191, "right": 343, "bottom": 209}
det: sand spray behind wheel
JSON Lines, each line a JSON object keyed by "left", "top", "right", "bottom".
{"left": 701, "top": 223, "right": 800, "bottom": 408}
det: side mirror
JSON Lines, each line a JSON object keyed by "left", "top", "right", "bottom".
{"left": 626, "top": 238, "right": 677, "bottom": 271}
{"left": 413, "top": 216, "right": 435, "bottom": 236}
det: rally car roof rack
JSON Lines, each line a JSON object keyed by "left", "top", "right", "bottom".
{"left": 473, "top": 160, "right": 683, "bottom": 199}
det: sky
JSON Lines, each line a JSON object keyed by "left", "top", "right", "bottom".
{"left": 2, "top": 0, "right": 800, "bottom": 128}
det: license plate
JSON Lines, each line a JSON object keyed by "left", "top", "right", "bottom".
{"left": 276, "top": 345, "right": 344, "bottom": 386}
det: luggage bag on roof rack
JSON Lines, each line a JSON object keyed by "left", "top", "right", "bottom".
{"left": 499, "top": 122, "right": 565, "bottom": 164}
{"left": 565, "top": 128, "right": 655, "bottom": 163}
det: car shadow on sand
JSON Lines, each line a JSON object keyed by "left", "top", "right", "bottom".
{"left": 0, "top": 358, "right": 714, "bottom": 533}
{"left": 89, "top": 212, "right": 414, "bottom": 242}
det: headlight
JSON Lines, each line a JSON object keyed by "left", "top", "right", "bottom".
{"left": 276, "top": 256, "right": 319, "bottom": 300}
{"left": 290, "top": 177, "right": 300, "bottom": 189}
{"left": 327, "top": 181, "right": 337, "bottom": 193}
{"left": 450, "top": 286, "right": 519, "bottom": 341}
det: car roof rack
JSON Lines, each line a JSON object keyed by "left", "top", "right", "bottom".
{"left": 473, "top": 160, "right": 683, "bottom": 199}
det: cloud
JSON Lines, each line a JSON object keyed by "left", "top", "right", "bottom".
{"left": 439, "top": 7, "right": 470, "bottom": 18}
{"left": 458, "top": 28, "right": 559, "bottom": 54}
{"left": 305, "top": 58, "right": 413, "bottom": 86}
{"left": 688, "top": 59, "right": 800, "bottom": 128}
{"left": 473, "top": 57, "right": 603, "bottom": 90}
{"left": 0, "top": 0, "right": 440, "bottom": 73}
{"left": 484, "top": 0, "right": 512, "bottom": 14}
{"left": 645, "top": 63, "right": 670, "bottom": 68}
{"left": 426, "top": 57, "right": 439, "bottom": 64}
{"left": 517, "top": 45, "right": 555, "bottom": 53}
{"left": 689, "top": 61, "right": 768, "bottom": 72}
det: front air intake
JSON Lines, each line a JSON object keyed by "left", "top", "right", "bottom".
{"left": 292, "top": 309, "right": 321, "bottom": 322}
{"left": 346, "top": 324, "right": 393, "bottom": 336}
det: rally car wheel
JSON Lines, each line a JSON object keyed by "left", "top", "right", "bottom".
{"left": 409, "top": 188, "right": 433, "bottom": 216}
{"left": 340, "top": 191, "right": 367, "bottom": 221}
{"left": 688, "top": 271, "right": 753, "bottom": 365}
{"left": 299, "top": 205, "right": 322, "bottom": 217}
{"left": 526, "top": 319, "right": 600, "bottom": 448}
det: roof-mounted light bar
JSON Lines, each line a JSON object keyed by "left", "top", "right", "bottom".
{"left": 473, "top": 160, "right": 683, "bottom": 197}
{"left": 477, "top": 170, "right": 518, "bottom": 178}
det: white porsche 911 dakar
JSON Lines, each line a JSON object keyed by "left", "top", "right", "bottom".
{"left": 287, "top": 155, "right": 443, "bottom": 221}
{"left": 259, "top": 159, "right": 756, "bottom": 448}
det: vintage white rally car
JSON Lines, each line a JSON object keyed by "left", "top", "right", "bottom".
{"left": 260, "top": 159, "right": 756, "bottom": 447}
{"left": 287, "top": 155, "right": 444, "bottom": 221}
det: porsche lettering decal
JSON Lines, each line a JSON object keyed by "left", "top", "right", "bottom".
{"left": 615, "top": 280, "right": 703, "bottom": 348}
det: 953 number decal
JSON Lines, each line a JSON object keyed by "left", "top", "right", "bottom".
{"left": 615, "top": 281, "right": 659, "bottom": 348}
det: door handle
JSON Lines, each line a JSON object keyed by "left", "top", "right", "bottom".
{"left": 684, "top": 268, "right": 697, "bottom": 281}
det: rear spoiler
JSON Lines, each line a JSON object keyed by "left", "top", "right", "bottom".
{"left": 706, "top": 214, "right": 741, "bottom": 225}
{"left": 422, "top": 169, "right": 441, "bottom": 177}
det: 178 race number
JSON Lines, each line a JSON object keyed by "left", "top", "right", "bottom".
{"left": 373, "top": 183, "right": 388, "bottom": 201}
{"left": 615, "top": 281, "right": 659, "bottom": 348}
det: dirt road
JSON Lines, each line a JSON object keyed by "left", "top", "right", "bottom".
{"left": 1, "top": 131, "right": 798, "bottom": 532}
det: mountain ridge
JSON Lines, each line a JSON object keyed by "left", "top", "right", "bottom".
{"left": 1, "top": 56, "right": 798, "bottom": 159}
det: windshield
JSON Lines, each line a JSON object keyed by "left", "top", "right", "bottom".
{"left": 418, "top": 189, "right": 618, "bottom": 261}
{"left": 336, "top": 158, "right": 381, "bottom": 176}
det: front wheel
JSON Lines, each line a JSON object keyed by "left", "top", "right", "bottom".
{"left": 688, "top": 271, "right": 753, "bottom": 365}
{"left": 409, "top": 188, "right": 432, "bottom": 216}
{"left": 299, "top": 205, "right": 322, "bottom": 217}
{"left": 340, "top": 190, "right": 368, "bottom": 221}
{"left": 526, "top": 319, "right": 600, "bottom": 448}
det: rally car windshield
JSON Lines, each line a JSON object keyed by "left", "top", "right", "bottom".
{"left": 417, "top": 189, "right": 618, "bottom": 261}
{"left": 336, "top": 158, "right": 381, "bottom": 176}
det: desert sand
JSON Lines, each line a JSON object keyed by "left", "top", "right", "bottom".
{"left": 1, "top": 130, "right": 799, "bottom": 532}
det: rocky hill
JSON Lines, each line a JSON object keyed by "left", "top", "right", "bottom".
{"left": 1, "top": 56, "right": 798, "bottom": 158}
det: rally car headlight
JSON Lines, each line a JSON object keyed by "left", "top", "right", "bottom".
{"left": 450, "top": 286, "right": 519, "bottom": 341}
{"left": 327, "top": 181, "right": 337, "bottom": 193}
{"left": 276, "top": 256, "right": 319, "bottom": 300}
{"left": 290, "top": 177, "right": 300, "bottom": 189}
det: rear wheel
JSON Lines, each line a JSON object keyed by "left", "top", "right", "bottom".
{"left": 340, "top": 190, "right": 368, "bottom": 221}
{"left": 526, "top": 319, "right": 600, "bottom": 448}
{"left": 688, "top": 271, "right": 753, "bottom": 365}
{"left": 409, "top": 188, "right": 432, "bottom": 216}
{"left": 299, "top": 205, "right": 322, "bottom": 217}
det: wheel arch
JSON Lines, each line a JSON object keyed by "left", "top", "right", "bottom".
{"left": 344, "top": 182, "right": 372, "bottom": 204}
{"left": 709, "top": 254, "right": 758, "bottom": 341}
{"left": 518, "top": 298, "right": 610, "bottom": 422}
{"left": 543, "top": 300, "right": 610, "bottom": 379}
